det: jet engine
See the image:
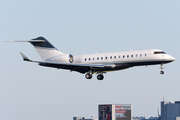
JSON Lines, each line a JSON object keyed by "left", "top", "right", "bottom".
{"left": 68, "top": 54, "right": 73, "bottom": 63}
{"left": 45, "top": 54, "right": 74, "bottom": 63}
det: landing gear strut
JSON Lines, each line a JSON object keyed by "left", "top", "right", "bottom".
{"left": 160, "top": 64, "right": 164, "bottom": 75}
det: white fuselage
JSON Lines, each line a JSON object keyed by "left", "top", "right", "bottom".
{"left": 48, "top": 49, "right": 174, "bottom": 64}
{"left": 13, "top": 36, "right": 175, "bottom": 80}
{"left": 45, "top": 49, "right": 175, "bottom": 73}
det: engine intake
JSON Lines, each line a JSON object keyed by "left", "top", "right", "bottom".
{"left": 68, "top": 54, "right": 73, "bottom": 63}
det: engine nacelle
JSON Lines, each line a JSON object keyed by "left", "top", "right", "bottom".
{"left": 45, "top": 54, "right": 74, "bottom": 63}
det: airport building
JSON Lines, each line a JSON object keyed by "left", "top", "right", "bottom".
{"left": 133, "top": 95, "right": 180, "bottom": 120}
{"left": 74, "top": 104, "right": 132, "bottom": 120}
{"left": 161, "top": 100, "right": 180, "bottom": 120}
{"left": 99, "top": 104, "right": 132, "bottom": 120}
{"left": 73, "top": 116, "right": 98, "bottom": 120}
{"left": 73, "top": 96, "right": 180, "bottom": 120}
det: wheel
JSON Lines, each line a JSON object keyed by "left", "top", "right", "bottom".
{"left": 97, "top": 74, "right": 104, "bottom": 80}
{"left": 85, "top": 73, "right": 92, "bottom": 79}
{"left": 160, "top": 71, "right": 164, "bottom": 74}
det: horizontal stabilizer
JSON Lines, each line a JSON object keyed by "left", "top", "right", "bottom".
{"left": 19, "top": 52, "right": 31, "bottom": 61}
{"left": 7, "top": 36, "right": 63, "bottom": 61}
{"left": 6, "top": 40, "right": 45, "bottom": 42}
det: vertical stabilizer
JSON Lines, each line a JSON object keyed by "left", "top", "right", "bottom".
{"left": 30, "top": 37, "right": 64, "bottom": 61}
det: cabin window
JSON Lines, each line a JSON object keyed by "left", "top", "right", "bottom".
{"left": 97, "top": 57, "right": 99, "bottom": 60}
{"left": 89, "top": 58, "right": 91, "bottom": 61}
{"left": 105, "top": 57, "right": 108, "bottom": 59}
{"left": 123, "top": 55, "right": 125, "bottom": 58}
{"left": 101, "top": 57, "right": 103, "bottom": 60}
{"left": 154, "top": 51, "right": 166, "bottom": 54}
{"left": 140, "top": 54, "right": 142, "bottom": 57}
{"left": 119, "top": 56, "right": 120, "bottom": 58}
{"left": 93, "top": 58, "right": 95, "bottom": 60}
{"left": 127, "top": 55, "right": 129, "bottom": 58}
{"left": 110, "top": 56, "right": 112, "bottom": 59}
{"left": 114, "top": 56, "right": 116, "bottom": 59}
{"left": 145, "top": 54, "right": 147, "bottom": 57}
{"left": 136, "top": 54, "right": 138, "bottom": 57}
{"left": 85, "top": 58, "right": 87, "bottom": 61}
{"left": 131, "top": 55, "right": 133, "bottom": 57}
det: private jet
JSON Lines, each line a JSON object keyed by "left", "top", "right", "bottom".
{"left": 9, "top": 37, "right": 175, "bottom": 80}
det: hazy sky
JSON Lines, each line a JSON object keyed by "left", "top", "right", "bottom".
{"left": 1, "top": 0, "right": 180, "bottom": 120}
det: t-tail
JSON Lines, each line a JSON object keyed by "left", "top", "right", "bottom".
{"left": 30, "top": 37, "right": 64, "bottom": 61}
{"left": 7, "top": 37, "right": 64, "bottom": 61}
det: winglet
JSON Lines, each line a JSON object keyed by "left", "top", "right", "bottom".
{"left": 19, "top": 52, "right": 31, "bottom": 61}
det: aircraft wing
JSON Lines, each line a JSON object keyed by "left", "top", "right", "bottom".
{"left": 20, "top": 52, "right": 105, "bottom": 73}
{"left": 38, "top": 61, "right": 105, "bottom": 73}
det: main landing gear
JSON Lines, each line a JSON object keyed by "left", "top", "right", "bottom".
{"left": 160, "top": 64, "right": 164, "bottom": 75}
{"left": 97, "top": 74, "right": 104, "bottom": 80}
{"left": 85, "top": 73, "right": 92, "bottom": 79}
{"left": 85, "top": 72, "right": 104, "bottom": 80}
{"left": 85, "top": 70, "right": 93, "bottom": 79}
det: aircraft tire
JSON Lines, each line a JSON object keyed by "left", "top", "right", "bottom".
{"left": 97, "top": 74, "right": 104, "bottom": 80}
{"left": 85, "top": 73, "right": 92, "bottom": 79}
{"left": 160, "top": 71, "right": 164, "bottom": 74}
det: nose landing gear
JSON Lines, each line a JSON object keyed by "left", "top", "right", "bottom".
{"left": 160, "top": 71, "right": 164, "bottom": 74}
{"left": 160, "top": 64, "right": 164, "bottom": 75}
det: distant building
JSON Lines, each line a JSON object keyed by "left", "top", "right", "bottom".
{"left": 74, "top": 104, "right": 132, "bottom": 120}
{"left": 74, "top": 94, "right": 180, "bottom": 120}
{"left": 73, "top": 116, "right": 98, "bottom": 120}
{"left": 132, "top": 94, "right": 180, "bottom": 120}
{"left": 99, "top": 104, "right": 132, "bottom": 120}
{"left": 132, "top": 116, "right": 159, "bottom": 120}
{"left": 176, "top": 117, "right": 180, "bottom": 120}
{"left": 161, "top": 100, "right": 180, "bottom": 120}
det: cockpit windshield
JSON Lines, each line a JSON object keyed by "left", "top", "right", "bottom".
{"left": 154, "top": 51, "right": 166, "bottom": 54}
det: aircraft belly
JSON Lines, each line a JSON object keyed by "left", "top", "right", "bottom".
{"left": 127, "top": 60, "right": 172, "bottom": 66}
{"left": 37, "top": 60, "right": 173, "bottom": 74}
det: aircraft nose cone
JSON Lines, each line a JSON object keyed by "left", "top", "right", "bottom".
{"left": 171, "top": 56, "right": 175, "bottom": 61}
{"left": 166, "top": 55, "right": 175, "bottom": 62}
